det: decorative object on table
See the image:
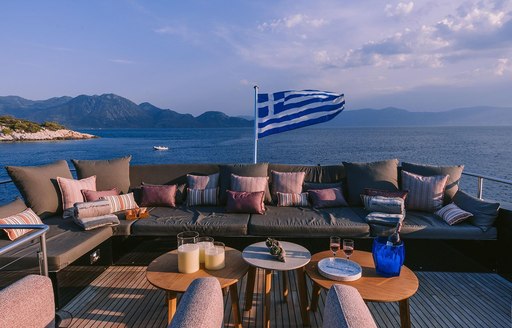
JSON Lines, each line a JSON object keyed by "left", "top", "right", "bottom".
{"left": 205, "top": 242, "right": 226, "bottom": 270}
{"left": 372, "top": 222, "right": 405, "bottom": 277}
{"left": 343, "top": 239, "right": 354, "bottom": 260}
{"left": 317, "top": 257, "right": 362, "bottom": 281}
{"left": 265, "top": 237, "right": 286, "bottom": 262}
{"left": 329, "top": 236, "right": 340, "bottom": 258}
{"left": 125, "top": 207, "right": 149, "bottom": 220}
{"left": 196, "top": 236, "right": 214, "bottom": 264}
{"left": 177, "top": 231, "right": 200, "bottom": 274}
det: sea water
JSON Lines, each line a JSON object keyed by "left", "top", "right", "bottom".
{"left": 0, "top": 126, "right": 510, "bottom": 203}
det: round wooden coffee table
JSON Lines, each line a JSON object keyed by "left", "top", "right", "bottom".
{"left": 146, "top": 247, "right": 248, "bottom": 327}
{"left": 243, "top": 241, "right": 311, "bottom": 328}
{"left": 305, "top": 250, "right": 418, "bottom": 328}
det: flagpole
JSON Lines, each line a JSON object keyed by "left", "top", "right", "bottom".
{"left": 253, "top": 85, "right": 259, "bottom": 164}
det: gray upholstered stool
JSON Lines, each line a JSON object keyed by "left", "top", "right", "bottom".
{"left": 323, "top": 284, "right": 377, "bottom": 328}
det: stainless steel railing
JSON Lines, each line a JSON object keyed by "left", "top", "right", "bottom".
{"left": 0, "top": 224, "right": 49, "bottom": 276}
{"left": 462, "top": 171, "right": 512, "bottom": 200}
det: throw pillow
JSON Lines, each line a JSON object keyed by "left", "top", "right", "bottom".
{"left": 81, "top": 188, "right": 119, "bottom": 202}
{"left": 401, "top": 170, "right": 448, "bottom": 212}
{"left": 363, "top": 188, "right": 408, "bottom": 200}
{"left": 453, "top": 190, "right": 500, "bottom": 231}
{"left": 0, "top": 198, "right": 27, "bottom": 219}
{"left": 361, "top": 195, "right": 404, "bottom": 214}
{"left": 140, "top": 184, "right": 177, "bottom": 207}
{"left": 187, "top": 173, "right": 219, "bottom": 189}
{"left": 276, "top": 192, "right": 309, "bottom": 207}
{"left": 141, "top": 182, "right": 186, "bottom": 204}
{"left": 6, "top": 160, "right": 73, "bottom": 218}
{"left": 401, "top": 162, "right": 464, "bottom": 204}
{"left": 342, "top": 159, "right": 399, "bottom": 206}
{"left": 270, "top": 171, "right": 306, "bottom": 201}
{"left": 187, "top": 188, "right": 218, "bottom": 206}
{"left": 308, "top": 187, "right": 348, "bottom": 208}
{"left": 0, "top": 208, "right": 43, "bottom": 240}
{"left": 72, "top": 156, "right": 131, "bottom": 194}
{"left": 435, "top": 203, "right": 473, "bottom": 226}
{"left": 226, "top": 190, "right": 265, "bottom": 214}
{"left": 56, "top": 175, "right": 97, "bottom": 212}
{"left": 218, "top": 163, "right": 271, "bottom": 204}
{"left": 74, "top": 200, "right": 112, "bottom": 219}
{"left": 101, "top": 193, "right": 139, "bottom": 212}
{"left": 230, "top": 174, "right": 268, "bottom": 207}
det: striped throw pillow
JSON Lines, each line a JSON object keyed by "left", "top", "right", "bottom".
{"left": 187, "top": 188, "right": 218, "bottom": 206}
{"left": 277, "top": 192, "right": 309, "bottom": 207}
{"left": 361, "top": 195, "right": 404, "bottom": 214}
{"left": 271, "top": 171, "right": 306, "bottom": 201}
{"left": 0, "top": 208, "right": 43, "bottom": 240}
{"left": 401, "top": 170, "right": 448, "bottom": 212}
{"left": 230, "top": 174, "right": 268, "bottom": 193}
{"left": 435, "top": 203, "right": 473, "bottom": 225}
{"left": 101, "top": 193, "right": 139, "bottom": 213}
{"left": 57, "top": 175, "right": 97, "bottom": 211}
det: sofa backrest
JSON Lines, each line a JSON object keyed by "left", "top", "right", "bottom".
{"left": 268, "top": 164, "right": 345, "bottom": 184}
{"left": 129, "top": 164, "right": 219, "bottom": 188}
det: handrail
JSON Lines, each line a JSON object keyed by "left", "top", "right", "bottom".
{"left": 0, "top": 224, "right": 49, "bottom": 276}
{"left": 462, "top": 171, "right": 512, "bottom": 200}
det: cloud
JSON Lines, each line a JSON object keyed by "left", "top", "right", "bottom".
{"left": 385, "top": 2, "right": 414, "bottom": 17}
{"left": 495, "top": 58, "right": 512, "bottom": 75}
{"left": 257, "top": 14, "right": 326, "bottom": 31}
{"left": 109, "top": 59, "right": 135, "bottom": 65}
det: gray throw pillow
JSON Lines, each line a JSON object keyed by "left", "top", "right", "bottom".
{"left": 342, "top": 159, "right": 399, "bottom": 206}
{"left": 0, "top": 198, "right": 27, "bottom": 219}
{"left": 453, "top": 190, "right": 500, "bottom": 231}
{"left": 72, "top": 156, "right": 131, "bottom": 194}
{"left": 6, "top": 160, "right": 73, "bottom": 218}
{"left": 218, "top": 163, "right": 271, "bottom": 204}
{"left": 401, "top": 162, "right": 464, "bottom": 204}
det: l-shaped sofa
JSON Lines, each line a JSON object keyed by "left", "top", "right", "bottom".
{"left": 0, "top": 158, "right": 510, "bottom": 307}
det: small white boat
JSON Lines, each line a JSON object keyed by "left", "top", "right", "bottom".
{"left": 153, "top": 146, "right": 169, "bottom": 151}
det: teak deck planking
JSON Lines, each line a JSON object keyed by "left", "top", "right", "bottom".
{"left": 61, "top": 265, "right": 512, "bottom": 328}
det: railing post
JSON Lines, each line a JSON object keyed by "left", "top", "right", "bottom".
{"left": 477, "top": 177, "right": 484, "bottom": 200}
{"left": 39, "top": 233, "right": 49, "bottom": 277}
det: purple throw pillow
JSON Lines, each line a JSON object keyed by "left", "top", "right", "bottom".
{"left": 140, "top": 184, "right": 177, "bottom": 207}
{"left": 81, "top": 188, "right": 119, "bottom": 202}
{"left": 308, "top": 187, "right": 348, "bottom": 208}
{"left": 226, "top": 190, "right": 265, "bottom": 214}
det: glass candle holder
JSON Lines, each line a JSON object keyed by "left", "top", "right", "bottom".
{"left": 205, "top": 241, "right": 225, "bottom": 270}
{"left": 177, "top": 231, "right": 200, "bottom": 274}
{"left": 196, "top": 236, "right": 214, "bottom": 264}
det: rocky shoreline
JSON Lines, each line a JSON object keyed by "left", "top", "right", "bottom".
{"left": 0, "top": 128, "right": 97, "bottom": 141}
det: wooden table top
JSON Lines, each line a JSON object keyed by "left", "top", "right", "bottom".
{"left": 242, "top": 241, "right": 311, "bottom": 271}
{"left": 305, "top": 250, "right": 419, "bottom": 302}
{"left": 146, "top": 247, "right": 249, "bottom": 293}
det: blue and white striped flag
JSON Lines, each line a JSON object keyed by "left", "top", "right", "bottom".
{"left": 257, "top": 90, "right": 345, "bottom": 138}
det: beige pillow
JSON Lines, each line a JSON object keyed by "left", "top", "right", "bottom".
{"left": 0, "top": 208, "right": 43, "bottom": 240}
{"left": 57, "top": 176, "right": 97, "bottom": 212}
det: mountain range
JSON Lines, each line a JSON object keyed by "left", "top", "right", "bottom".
{"left": 0, "top": 94, "right": 511, "bottom": 128}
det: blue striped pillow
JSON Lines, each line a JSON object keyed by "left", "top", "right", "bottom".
{"left": 435, "top": 203, "right": 472, "bottom": 225}
{"left": 187, "top": 188, "right": 218, "bottom": 206}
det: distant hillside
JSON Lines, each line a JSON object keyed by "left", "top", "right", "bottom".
{"left": 1, "top": 94, "right": 511, "bottom": 128}
{"left": 0, "top": 94, "right": 252, "bottom": 129}
{"left": 325, "top": 106, "right": 512, "bottom": 127}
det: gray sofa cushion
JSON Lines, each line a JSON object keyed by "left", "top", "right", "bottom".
{"left": 369, "top": 211, "right": 497, "bottom": 240}
{"left": 5, "top": 160, "right": 73, "bottom": 218}
{"left": 219, "top": 163, "right": 271, "bottom": 204}
{"left": 248, "top": 206, "right": 370, "bottom": 237}
{"left": 268, "top": 164, "right": 345, "bottom": 184}
{"left": 0, "top": 216, "right": 113, "bottom": 271}
{"left": 0, "top": 198, "right": 27, "bottom": 218}
{"left": 401, "top": 162, "right": 464, "bottom": 204}
{"left": 453, "top": 190, "right": 500, "bottom": 232}
{"left": 131, "top": 205, "right": 250, "bottom": 236}
{"left": 72, "top": 156, "right": 132, "bottom": 194}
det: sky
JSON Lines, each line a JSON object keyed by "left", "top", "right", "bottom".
{"left": 1, "top": 0, "right": 511, "bottom": 116}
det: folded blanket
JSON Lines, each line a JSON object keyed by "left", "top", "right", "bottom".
{"left": 74, "top": 200, "right": 112, "bottom": 219}
{"left": 365, "top": 212, "right": 405, "bottom": 226}
{"left": 73, "top": 214, "right": 120, "bottom": 231}
{"left": 361, "top": 195, "right": 404, "bottom": 214}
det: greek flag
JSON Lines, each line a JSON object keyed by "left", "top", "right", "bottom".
{"left": 257, "top": 90, "right": 345, "bottom": 138}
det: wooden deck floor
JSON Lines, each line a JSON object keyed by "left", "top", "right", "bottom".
{"left": 61, "top": 265, "right": 512, "bottom": 327}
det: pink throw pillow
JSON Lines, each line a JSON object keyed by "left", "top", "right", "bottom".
{"left": 140, "top": 184, "right": 177, "bottom": 207}
{"left": 226, "top": 190, "right": 265, "bottom": 214}
{"left": 57, "top": 176, "right": 97, "bottom": 210}
{"left": 308, "top": 187, "right": 348, "bottom": 208}
{"left": 82, "top": 188, "right": 119, "bottom": 202}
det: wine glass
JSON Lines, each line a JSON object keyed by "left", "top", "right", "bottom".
{"left": 343, "top": 239, "right": 354, "bottom": 261}
{"left": 329, "top": 236, "right": 341, "bottom": 259}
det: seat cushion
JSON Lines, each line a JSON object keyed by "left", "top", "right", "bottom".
{"left": 131, "top": 205, "right": 250, "bottom": 236}
{"left": 369, "top": 211, "right": 497, "bottom": 240}
{"left": 248, "top": 206, "right": 370, "bottom": 237}
{"left": 0, "top": 216, "right": 113, "bottom": 272}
